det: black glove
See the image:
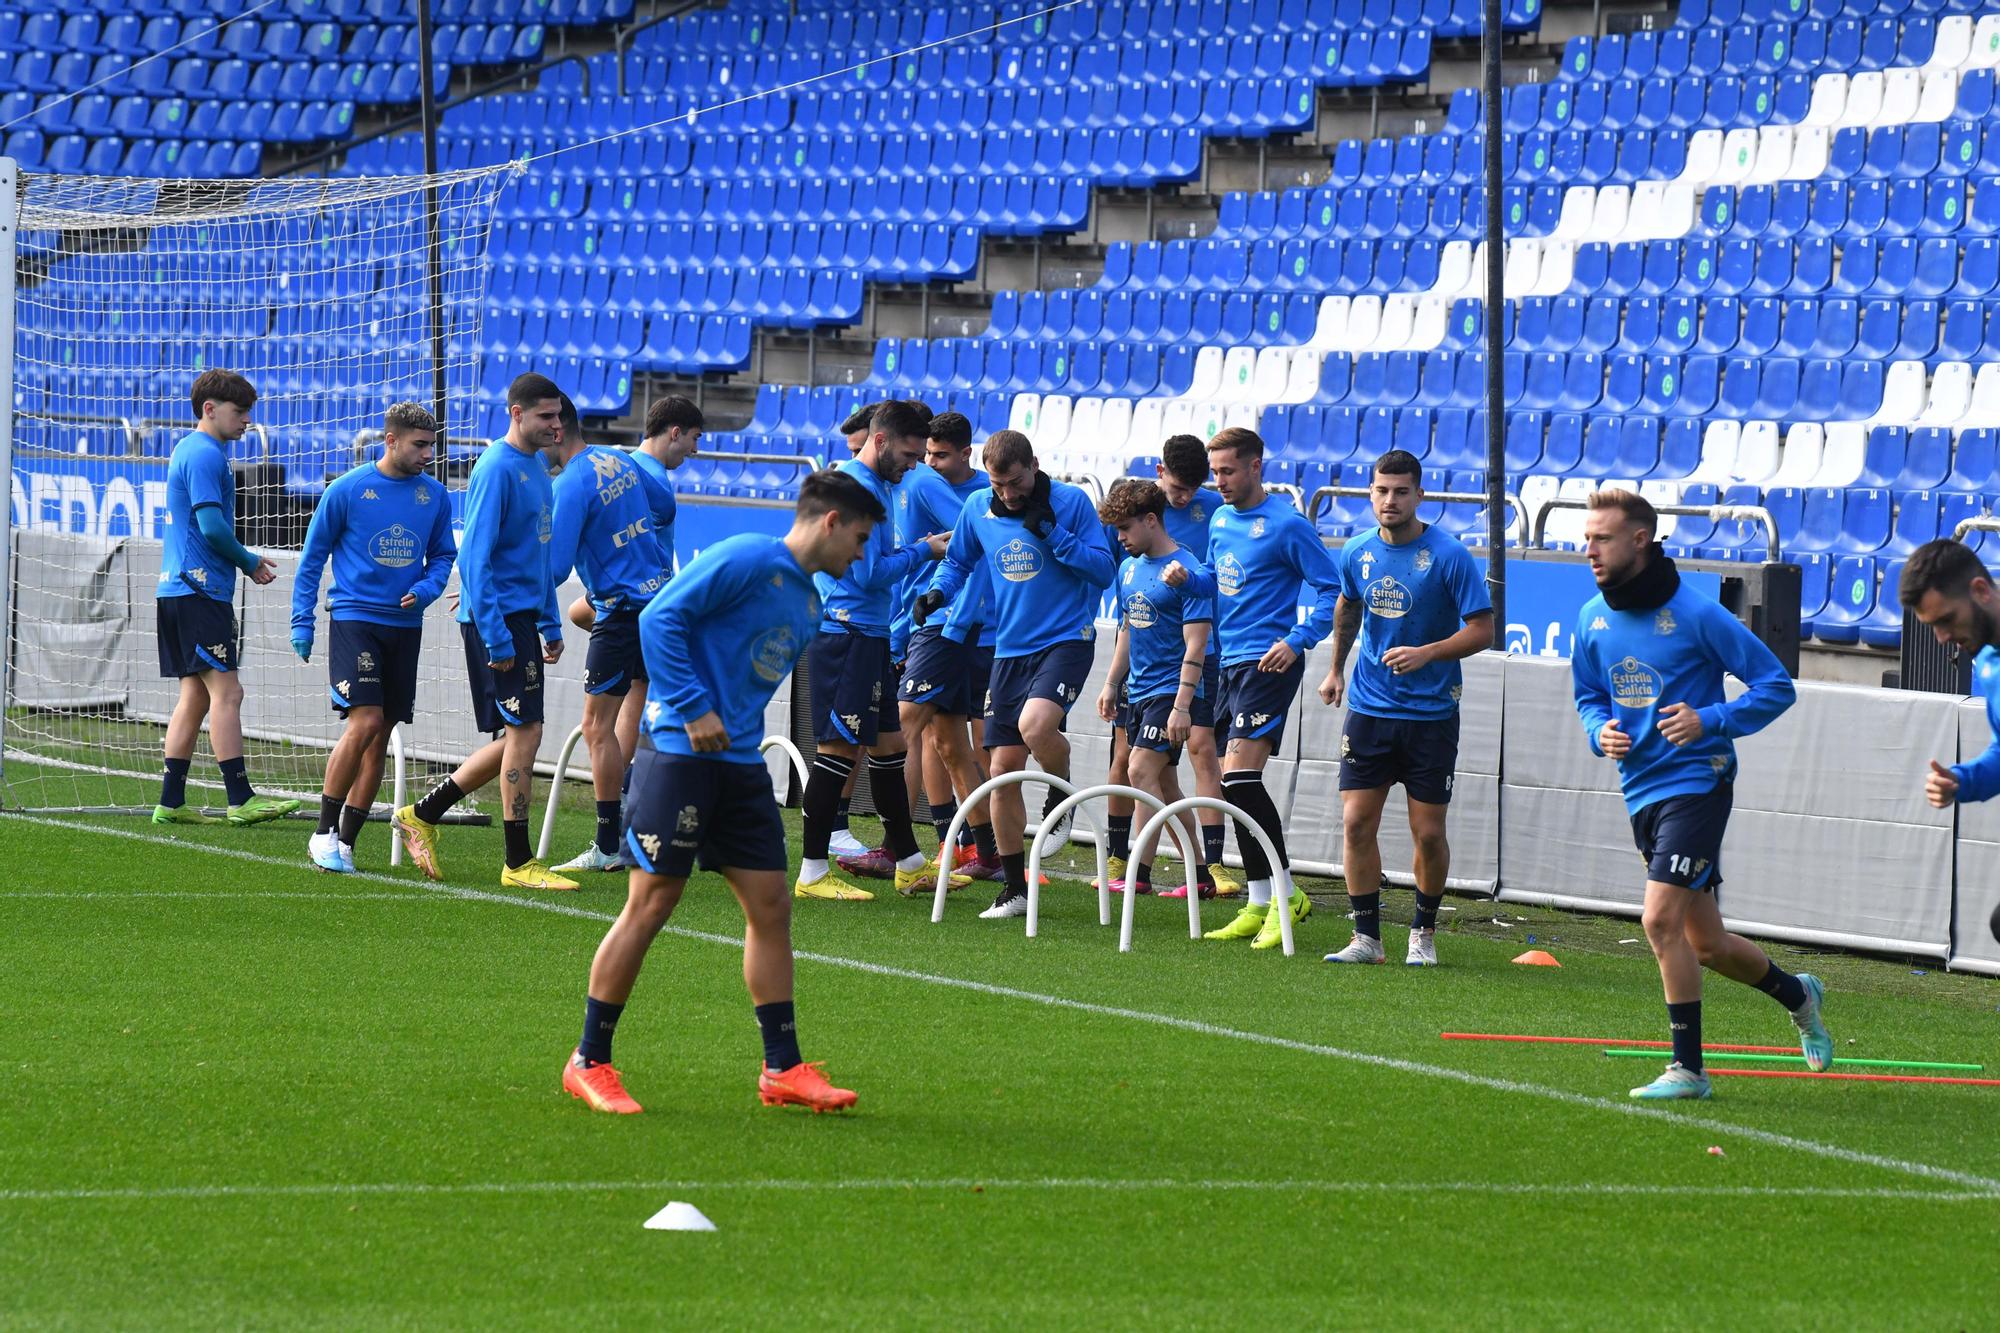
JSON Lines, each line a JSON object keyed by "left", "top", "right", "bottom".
{"left": 1021, "top": 472, "right": 1057, "bottom": 540}
{"left": 914, "top": 589, "right": 947, "bottom": 626}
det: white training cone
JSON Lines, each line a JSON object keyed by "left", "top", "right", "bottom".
{"left": 643, "top": 1201, "right": 716, "bottom": 1232}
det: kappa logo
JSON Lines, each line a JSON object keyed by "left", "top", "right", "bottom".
{"left": 771, "top": 575, "right": 783, "bottom": 587}
{"left": 1340, "top": 732, "right": 1351, "bottom": 757}
{"left": 910, "top": 679, "right": 935, "bottom": 695}
{"left": 645, "top": 700, "right": 663, "bottom": 724}
{"left": 840, "top": 712, "right": 863, "bottom": 734}
{"left": 209, "top": 643, "right": 229, "bottom": 659}
{"left": 335, "top": 679, "right": 351, "bottom": 696}
{"left": 361, "top": 488, "right": 379, "bottom": 500}
{"left": 638, "top": 831, "right": 662, "bottom": 860}
{"left": 832, "top": 607, "right": 851, "bottom": 622}
{"left": 589, "top": 450, "right": 625, "bottom": 483}
{"left": 502, "top": 696, "right": 522, "bottom": 714}
{"left": 1451, "top": 685, "right": 1463, "bottom": 703}
{"left": 676, "top": 805, "right": 701, "bottom": 834}
{"left": 1590, "top": 616, "right": 1609, "bottom": 631}
{"left": 357, "top": 651, "right": 376, "bottom": 673}
{"left": 1250, "top": 712, "right": 1271, "bottom": 728}
{"left": 189, "top": 568, "right": 208, "bottom": 585}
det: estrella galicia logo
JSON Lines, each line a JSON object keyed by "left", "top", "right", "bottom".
{"left": 369, "top": 523, "right": 419, "bottom": 569}
{"left": 997, "top": 538, "right": 1043, "bottom": 583}
{"left": 1366, "top": 575, "right": 1411, "bottom": 619}
{"left": 1215, "top": 552, "right": 1245, "bottom": 597}
{"left": 1124, "top": 591, "right": 1158, "bottom": 629}
{"left": 751, "top": 625, "right": 799, "bottom": 684}
{"left": 1610, "top": 655, "right": 1664, "bottom": 708}
{"left": 537, "top": 503, "right": 553, "bottom": 544}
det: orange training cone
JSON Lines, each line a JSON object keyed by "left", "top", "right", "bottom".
{"left": 1511, "top": 950, "right": 1561, "bottom": 967}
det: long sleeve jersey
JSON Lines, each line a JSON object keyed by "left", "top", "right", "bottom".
{"left": 291, "top": 463, "right": 455, "bottom": 638}
{"left": 1952, "top": 645, "right": 2000, "bottom": 803}
{"left": 1207, "top": 494, "right": 1341, "bottom": 668}
{"left": 455, "top": 438, "right": 562, "bottom": 661}
{"left": 819, "top": 458, "right": 932, "bottom": 637}
{"left": 925, "top": 476, "right": 1116, "bottom": 659}
{"left": 639, "top": 534, "right": 820, "bottom": 764}
{"left": 548, "top": 445, "right": 671, "bottom": 616}
{"left": 1571, "top": 582, "right": 1796, "bottom": 814}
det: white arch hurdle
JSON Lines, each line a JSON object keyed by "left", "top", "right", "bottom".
{"left": 758, "top": 734, "right": 809, "bottom": 791}
{"left": 1130, "top": 797, "right": 1298, "bottom": 956}
{"left": 1025, "top": 784, "right": 1201, "bottom": 940}
{"left": 536, "top": 729, "right": 813, "bottom": 862}
{"left": 933, "top": 772, "right": 1104, "bottom": 923}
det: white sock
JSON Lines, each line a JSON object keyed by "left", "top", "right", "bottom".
{"left": 801, "top": 857, "right": 829, "bottom": 881}
{"left": 896, "top": 852, "right": 926, "bottom": 872}
{"left": 1248, "top": 878, "right": 1273, "bottom": 907}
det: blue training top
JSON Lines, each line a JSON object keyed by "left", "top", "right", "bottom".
{"left": 1207, "top": 493, "right": 1341, "bottom": 668}
{"left": 160, "top": 430, "right": 242, "bottom": 602}
{"left": 548, "top": 445, "right": 671, "bottom": 616}
{"left": 1118, "top": 547, "right": 1216, "bottom": 702}
{"left": 891, "top": 463, "right": 973, "bottom": 657}
{"left": 1163, "top": 487, "right": 1223, "bottom": 561}
{"left": 1337, "top": 524, "right": 1492, "bottom": 722}
{"left": 629, "top": 447, "right": 680, "bottom": 579}
{"left": 291, "top": 463, "right": 455, "bottom": 639}
{"left": 926, "top": 476, "right": 1117, "bottom": 659}
{"left": 819, "top": 458, "right": 932, "bottom": 638}
{"left": 639, "top": 533, "right": 820, "bottom": 765}
{"left": 1953, "top": 645, "right": 2000, "bottom": 802}
{"left": 1571, "top": 580, "right": 1796, "bottom": 814}
{"left": 455, "top": 438, "right": 562, "bottom": 661}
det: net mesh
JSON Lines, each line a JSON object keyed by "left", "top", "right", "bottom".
{"left": 4, "top": 166, "right": 511, "bottom": 812}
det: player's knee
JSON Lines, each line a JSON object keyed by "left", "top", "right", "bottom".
{"left": 1342, "top": 806, "right": 1382, "bottom": 844}
{"left": 1412, "top": 827, "right": 1449, "bottom": 863}
{"left": 348, "top": 711, "right": 387, "bottom": 746}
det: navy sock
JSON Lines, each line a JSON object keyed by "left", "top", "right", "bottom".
{"left": 1000, "top": 850, "right": 1027, "bottom": 897}
{"left": 834, "top": 796, "right": 852, "bottom": 832}
{"left": 1754, "top": 960, "right": 1808, "bottom": 1011}
{"left": 972, "top": 821, "right": 998, "bottom": 863}
{"left": 218, "top": 756, "right": 253, "bottom": 806}
{"left": 1412, "top": 890, "right": 1442, "bottom": 931}
{"left": 503, "top": 819, "right": 531, "bottom": 869}
{"left": 1667, "top": 1000, "right": 1703, "bottom": 1072}
{"left": 160, "top": 757, "right": 191, "bottom": 809}
{"left": 579, "top": 995, "right": 624, "bottom": 1065}
{"left": 1202, "top": 822, "right": 1226, "bottom": 867}
{"left": 931, "top": 798, "right": 958, "bottom": 848}
{"left": 755, "top": 1000, "right": 803, "bottom": 1072}
{"left": 1221, "top": 770, "right": 1284, "bottom": 880}
{"left": 317, "top": 795, "right": 342, "bottom": 836}
{"left": 595, "top": 800, "right": 621, "bottom": 855}
{"left": 1106, "top": 813, "right": 1132, "bottom": 861}
{"left": 413, "top": 775, "right": 463, "bottom": 825}
{"left": 867, "top": 753, "right": 920, "bottom": 860}
{"left": 1349, "top": 890, "right": 1382, "bottom": 941}
{"left": 1195, "top": 862, "right": 1215, "bottom": 889}
{"left": 339, "top": 804, "right": 368, "bottom": 849}
{"left": 803, "top": 754, "right": 855, "bottom": 859}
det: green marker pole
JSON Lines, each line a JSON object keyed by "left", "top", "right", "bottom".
{"left": 1600, "top": 1050, "right": 1983, "bottom": 1072}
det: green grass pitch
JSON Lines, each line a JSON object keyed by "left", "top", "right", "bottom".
{"left": 3, "top": 765, "right": 1999, "bottom": 1326}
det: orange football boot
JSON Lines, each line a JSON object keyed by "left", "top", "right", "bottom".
{"left": 564, "top": 1057, "right": 642, "bottom": 1114}
{"left": 757, "top": 1060, "right": 857, "bottom": 1113}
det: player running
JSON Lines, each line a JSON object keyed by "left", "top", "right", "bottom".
{"left": 393, "top": 372, "right": 572, "bottom": 891}
{"left": 921, "top": 430, "right": 1117, "bottom": 920}
{"left": 887, "top": 411, "right": 1003, "bottom": 882}
{"left": 1095, "top": 480, "right": 1216, "bottom": 897}
{"left": 1201, "top": 427, "right": 1340, "bottom": 949}
{"left": 562, "top": 469, "right": 883, "bottom": 1116}
{"left": 1900, "top": 539, "right": 2000, "bottom": 944}
{"left": 1571, "top": 488, "right": 1831, "bottom": 1100}
{"left": 1318, "top": 450, "right": 1493, "bottom": 966}
{"left": 152, "top": 369, "right": 301, "bottom": 828}
{"left": 545, "top": 396, "right": 672, "bottom": 874}
{"left": 795, "top": 400, "right": 961, "bottom": 902}
{"left": 290, "top": 403, "right": 454, "bottom": 872}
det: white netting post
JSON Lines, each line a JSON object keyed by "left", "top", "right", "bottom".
{"left": 4, "top": 167, "right": 508, "bottom": 814}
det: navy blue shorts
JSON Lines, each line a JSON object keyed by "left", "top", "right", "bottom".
{"left": 808, "top": 627, "right": 900, "bottom": 746}
{"left": 986, "top": 639, "right": 1095, "bottom": 749}
{"left": 624, "top": 745, "right": 787, "bottom": 879}
{"left": 156, "top": 595, "right": 237, "bottom": 678}
{"left": 898, "top": 626, "right": 993, "bottom": 717}
{"left": 1631, "top": 782, "right": 1731, "bottom": 893}
{"left": 1126, "top": 693, "right": 1189, "bottom": 762}
{"left": 328, "top": 620, "right": 423, "bottom": 725}
{"left": 1218, "top": 658, "right": 1306, "bottom": 747}
{"left": 1198, "top": 657, "right": 1221, "bottom": 731}
{"left": 460, "top": 610, "right": 546, "bottom": 734}
{"left": 584, "top": 609, "right": 644, "bottom": 698}
{"left": 1339, "top": 710, "right": 1461, "bottom": 805}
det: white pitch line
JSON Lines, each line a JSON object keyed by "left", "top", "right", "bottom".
{"left": 0, "top": 891, "right": 461, "bottom": 902}
{"left": 2, "top": 1176, "right": 1997, "bottom": 1206}
{"left": 7, "top": 810, "right": 1999, "bottom": 1196}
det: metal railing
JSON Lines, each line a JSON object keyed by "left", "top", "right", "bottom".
{"left": 1060, "top": 471, "right": 1107, "bottom": 503}
{"left": 1532, "top": 499, "right": 1781, "bottom": 563}
{"left": 1306, "top": 486, "right": 1530, "bottom": 541}
{"left": 1953, "top": 515, "right": 2000, "bottom": 543}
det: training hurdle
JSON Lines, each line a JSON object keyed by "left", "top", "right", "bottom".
{"left": 1132, "top": 797, "right": 1297, "bottom": 956}
{"left": 933, "top": 772, "right": 1102, "bottom": 924}
{"left": 1025, "top": 784, "right": 1202, "bottom": 941}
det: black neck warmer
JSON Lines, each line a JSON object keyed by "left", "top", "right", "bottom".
{"left": 1602, "top": 544, "right": 1680, "bottom": 612}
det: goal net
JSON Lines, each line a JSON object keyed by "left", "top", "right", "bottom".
{"left": 2, "top": 161, "right": 509, "bottom": 814}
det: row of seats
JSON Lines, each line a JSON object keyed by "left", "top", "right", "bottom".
{"left": 5, "top": 0, "right": 627, "bottom": 21}
{"left": 1, "top": 95, "right": 354, "bottom": 145}
{"left": 2, "top": 132, "right": 262, "bottom": 176}
{"left": 1559, "top": 14, "right": 1946, "bottom": 82}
